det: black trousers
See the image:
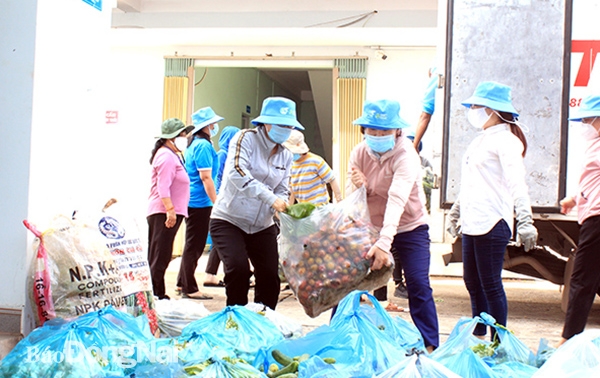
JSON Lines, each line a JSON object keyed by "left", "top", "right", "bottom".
{"left": 147, "top": 213, "right": 184, "bottom": 299}
{"left": 177, "top": 207, "right": 212, "bottom": 294}
{"left": 563, "top": 215, "right": 600, "bottom": 339}
{"left": 209, "top": 219, "right": 280, "bottom": 309}
{"left": 205, "top": 245, "right": 221, "bottom": 275}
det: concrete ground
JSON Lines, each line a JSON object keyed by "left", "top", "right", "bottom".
{"left": 164, "top": 242, "right": 600, "bottom": 351}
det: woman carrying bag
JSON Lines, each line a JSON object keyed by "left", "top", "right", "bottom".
{"left": 348, "top": 99, "right": 439, "bottom": 352}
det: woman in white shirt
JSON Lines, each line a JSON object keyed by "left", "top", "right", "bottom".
{"left": 447, "top": 81, "right": 538, "bottom": 339}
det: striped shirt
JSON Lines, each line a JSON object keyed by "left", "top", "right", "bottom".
{"left": 290, "top": 152, "right": 334, "bottom": 206}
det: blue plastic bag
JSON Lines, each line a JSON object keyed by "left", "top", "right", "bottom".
{"left": 492, "top": 322, "right": 535, "bottom": 366}
{"left": 75, "top": 305, "right": 154, "bottom": 345}
{"left": 183, "top": 356, "right": 267, "bottom": 377}
{"left": 175, "top": 331, "right": 235, "bottom": 365}
{"left": 0, "top": 322, "right": 109, "bottom": 377}
{"left": 431, "top": 312, "right": 535, "bottom": 370}
{"left": 181, "top": 305, "right": 283, "bottom": 365}
{"left": 262, "top": 324, "right": 355, "bottom": 373}
{"left": 444, "top": 348, "right": 500, "bottom": 378}
{"left": 491, "top": 361, "right": 538, "bottom": 377}
{"left": 375, "top": 353, "right": 462, "bottom": 378}
{"left": 532, "top": 329, "right": 600, "bottom": 377}
{"left": 264, "top": 291, "right": 406, "bottom": 377}
{"left": 332, "top": 291, "right": 425, "bottom": 352}
{"left": 533, "top": 338, "right": 555, "bottom": 368}
{"left": 128, "top": 362, "right": 187, "bottom": 378}
{"left": 298, "top": 356, "right": 347, "bottom": 378}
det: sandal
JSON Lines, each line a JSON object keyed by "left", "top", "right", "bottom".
{"left": 204, "top": 280, "right": 226, "bottom": 287}
{"left": 182, "top": 292, "right": 213, "bottom": 300}
{"left": 384, "top": 302, "right": 404, "bottom": 312}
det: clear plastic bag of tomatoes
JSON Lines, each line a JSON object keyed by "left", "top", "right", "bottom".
{"left": 279, "top": 187, "right": 394, "bottom": 317}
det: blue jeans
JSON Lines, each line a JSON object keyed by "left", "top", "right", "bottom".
{"left": 392, "top": 224, "right": 439, "bottom": 348}
{"left": 462, "top": 219, "right": 511, "bottom": 337}
{"left": 330, "top": 225, "right": 439, "bottom": 349}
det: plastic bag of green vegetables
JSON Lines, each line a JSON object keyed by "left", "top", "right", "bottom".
{"left": 284, "top": 203, "right": 316, "bottom": 219}
{"left": 184, "top": 356, "right": 267, "bottom": 377}
{"left": 181, "top": 306, "right": 283, "bottom": 366}
{"left": 0, "top": 322, "right": 109, "bottom": 378}
{"left": 430, "top": 313, "right": 536, "bottom": 375}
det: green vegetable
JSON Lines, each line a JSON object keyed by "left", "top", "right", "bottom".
{"left": 272, "top": 349, "right": 294, "bottom": 366}
{"left": 470, "top": 341, "right": 498, "bottom": 358}
{"left": 183, "top": 360, "right": 211, "bottom": 375}
{"left": 285, "top": 203, "right": 316, "bottom": 219}
{"left": 268, "top": 361, "right": 299, "bottom": 377}
{"left": 322, "top": 357, "right": 336, "bottom": 364}
{"left": 277, "top": 374, "right": 299, "bottom": 378}
{"left": 225, "top": 314, "right": 239, "bottom": 330}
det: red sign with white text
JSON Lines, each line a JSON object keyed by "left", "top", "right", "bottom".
{"left": 105, "top": 111, "right": 118, "bottom": 124}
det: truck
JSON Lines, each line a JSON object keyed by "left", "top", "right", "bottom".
{"left": 439, "top": 0, "right": 600, "bottom": 311}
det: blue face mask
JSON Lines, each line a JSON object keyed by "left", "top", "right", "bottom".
{"left": 293, "top": 153, "right": 302, "bottom": 161}
{"left": 268, "top": 125, "right": 292, "bottom": 144}
{"left": 210, "top": 123, "right": 220, "bottom": 138}
{"left": 364, "top": 134, "right": 396, "bottom": 153}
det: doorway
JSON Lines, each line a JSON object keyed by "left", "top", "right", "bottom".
{"left": 192, "top": 65, "right": 333, "bottom": 166}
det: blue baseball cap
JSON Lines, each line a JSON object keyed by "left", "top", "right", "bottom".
{"left": 251, "top": 97, "right": 305, "bottom": 130}
{"left": 191, "top": 106, "right": 224, "bottom": 133}
{"left": 462, "top": 81, "right": 519, "bottom": 117}
{"left": 352, "top": 99, "right": 410, "bottom": 130}
{"left": 569, "top": 95, "right": 600, "bottom": 121}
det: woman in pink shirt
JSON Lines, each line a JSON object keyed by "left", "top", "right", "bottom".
{"left": 558, "top": 95, "right": 600, "bottom": 346}
{"left": 348, "top": 99, "right": 439, "bottom": 352}
{"left": 147, "top": 118, "right": 194, "bottom": 300}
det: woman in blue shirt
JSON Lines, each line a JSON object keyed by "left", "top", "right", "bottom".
{"left": 204, "top": 125, "right": 240, "bottom": 287}
{"left": 176, "top": 106, "right": 223, "bottom": 300}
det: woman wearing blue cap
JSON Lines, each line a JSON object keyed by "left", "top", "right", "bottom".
{"left": 348, "top": 99, "right": 439, "bottom": 352}
{"left": 176, "top": 106, "right": 222, "bottom": 300}
{"left": 558, "top": 95, "right": 600, "bottom": 347}
{"left": 446, "top": 81, "right": 538, "bottom": 340}
{"left": 209, "top": 97, "right": 304, "bottom": 309}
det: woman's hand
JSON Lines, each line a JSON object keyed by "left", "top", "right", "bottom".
{"left": 272, "top": 198, "right": 288, "bottom": 213}
{"left": 165, "top": 209, "right": 177, "bottom": 228}
{"left": 366, "top": 245, "right": 392, "bottom": 271}
{"left": 350, "top": 167, "right": 367, "bottom": 188}
{"left": 560, "top": 196, "right": 576, "bottom": 214}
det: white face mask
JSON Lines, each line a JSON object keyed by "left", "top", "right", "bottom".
{"left": 174, "top": 136, "right": 188, "bottom": 152}
{"left": 467, "top": 107, "right": 492, "bottom": 129}
{"left": 210, "top": 123, "right": 220, "bottom": 138}
{"left": 580, "top": 119, "right": 599, "bottom": 141}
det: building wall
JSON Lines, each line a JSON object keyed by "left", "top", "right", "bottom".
{"left": 0, "top": 0, "right": 37, "bottom": 334}
{"left": 4, "top": 0, "right": 114, "bottom": 334}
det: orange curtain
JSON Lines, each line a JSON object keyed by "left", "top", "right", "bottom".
{"left": 162, "top": 77, "right": 189, "bottom": 122}
{"left": 336, "top": 78, "right": 366, "bottom": 196}
{"left": 163, "top": 58, "right": 194, "bottom": 257}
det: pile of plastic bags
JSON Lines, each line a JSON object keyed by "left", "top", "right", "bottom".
{"left": 4, "top": 291, "right": 600, "bottom": 377}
